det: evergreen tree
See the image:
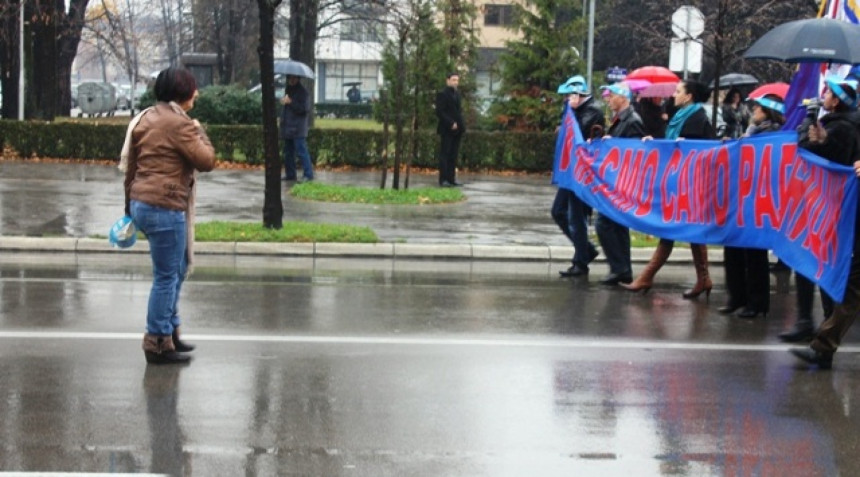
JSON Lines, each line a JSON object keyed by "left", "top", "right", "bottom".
{"left": 491, "top": 0, "right": 587, "bottom": 131}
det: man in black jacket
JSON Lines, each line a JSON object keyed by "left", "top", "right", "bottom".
{"left": 552, "top": 75, "right": 605, "bottom": 277}
{"left": 791, "top": 77, "right": 860, "bottom": 369}
{"left": 435, "top": 73, "right": 465, "bottom": 187}
{"left": 595, "top": 83, "right": 646, "bottom": 285}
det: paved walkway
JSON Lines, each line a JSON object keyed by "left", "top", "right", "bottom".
{"left": 0, "top": 160, "right": 718, "bottom": 263}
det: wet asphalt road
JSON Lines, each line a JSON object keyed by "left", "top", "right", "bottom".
{"left": 2, "top": 253, "right": 860, "bottom": 476}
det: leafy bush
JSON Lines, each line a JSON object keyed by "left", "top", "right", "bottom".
{"left": 191, "top": 85, "right": 263, "bottom": 125}
{"left": 0, "top": 120, "right": 558, "bottom": 172}
{"left": 316, "top": 103, "right": 373, "bottom": 119}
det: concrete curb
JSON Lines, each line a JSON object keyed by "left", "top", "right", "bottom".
{"left": 0, "top": 236, "right": 725, "bottom": 264}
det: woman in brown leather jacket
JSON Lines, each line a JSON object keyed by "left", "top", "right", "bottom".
{"left": 124, "top": 67, "right": 216, "bottom": 364}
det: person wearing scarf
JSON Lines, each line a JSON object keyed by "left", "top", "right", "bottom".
{"left": 719, "top": 95, "right": 785, "bottom": 320}
{"left": 124, "top": 66, "right": 216, "bottom": 365}
{"left": 621, "top": 80, "right": 716, "bottom": 297}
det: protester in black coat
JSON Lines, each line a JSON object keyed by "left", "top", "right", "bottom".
{"left": 721, "top": 95, "right": 783, "bottom": 320}
{"left": 594, "top": 83, "right": 646, "bottom": 285}
{"left": 435, "top": 73, "right": 465, "bottom": 187}
{"left": 791, "top": 77, "right": 860, "bottom": 369}
{"left": 551, "top": 75, "right": 605, "bottom": 278}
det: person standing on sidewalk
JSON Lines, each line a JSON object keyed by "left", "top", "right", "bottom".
{"left": 595, "top": 83, "right": 645, "bottom": 285}
{"left": 552, "top": 75, "right": 604, "bottom": 277}
{"left": 621, "top": 80, "right": 715, "bottom": 298}
{"left": 124, "top": 66, "right": 216, "bottom": 364}
{"left": 280, "top": 75, "right": 314, "bottom": 182}
{"left": 790, "top": 77, "right": 860, "bottom": 369}
{"left": 435, "top": 73, "right": 465, "bottom": 187}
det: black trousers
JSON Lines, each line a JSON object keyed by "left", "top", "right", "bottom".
{"left": 723, "top": 246, "right": 770, "bottom": 312}
{"left": 438, "top": 133, "right": 462, "bottom": 184}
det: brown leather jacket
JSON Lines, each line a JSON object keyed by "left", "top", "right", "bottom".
{"left": 124, "top": 103, "right": 216, "bottom": 212}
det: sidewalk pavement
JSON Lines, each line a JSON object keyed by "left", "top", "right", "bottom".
{"left": 0, "top": 160, "right": 720, "bottom": 264}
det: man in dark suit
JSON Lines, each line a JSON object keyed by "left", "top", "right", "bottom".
{"left": 435, "top": 73, "right": 465, "bottom": 187}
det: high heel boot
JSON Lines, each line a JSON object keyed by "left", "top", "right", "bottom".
{"left": 621, "top": 240, "right": 674, "bottom": 293}
{"left": 682, "top": 244, "right": 712, "bottom": 299}
{"left": 143, "top": 334, "right": 191, "bottom": 365}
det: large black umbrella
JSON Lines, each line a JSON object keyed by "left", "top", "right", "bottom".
{"left": 273, "top": 59, "right": 315, "bottom": 79}
{"left": 709, "top": 73, "right": 759, "bottom": 89}
{"left": 744, "top": 17, "right": 860, "bottom": 64}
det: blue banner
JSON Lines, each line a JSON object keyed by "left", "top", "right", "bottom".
{"left": 553, "top": 107, "right": 858, "bottom": 301}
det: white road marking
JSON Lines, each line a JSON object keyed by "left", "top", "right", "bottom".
{"left": 0, "top": 330, "right": 856, "bottom": 353}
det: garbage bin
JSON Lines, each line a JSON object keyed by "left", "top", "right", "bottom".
{"left": 77, "top": 82, "right": 117, "bottom": 117}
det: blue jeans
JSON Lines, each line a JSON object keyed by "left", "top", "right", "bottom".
{"left": 130, "top": 200, "right": 187, "bottom": 336}
{"left": 283, "top": 137, "right": 314, "bottom": 180}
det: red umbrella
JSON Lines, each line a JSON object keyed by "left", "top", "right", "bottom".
{"left": 626, "top": 66, "right": 680, "bottom": 84}
{"left": 747, "top": 82, "right": 790, "bottom": 100}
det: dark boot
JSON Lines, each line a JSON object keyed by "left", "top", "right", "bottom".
{"left": 143, "top": 334, "right": 191, "bottom": 365}
{"left": 783, "top": 274, "right": 818, "bottom": 342}
{"left": 778, "top": 319, "right": 815, "bottom": 342}
{"left": 683, "top": 244, "right": 712, "bottom": 299}
{"left": 621, "top": 240, "right": 673, "bottom": 293}
{"left": 172, "top": 326, "right": 196, "bottom": 353}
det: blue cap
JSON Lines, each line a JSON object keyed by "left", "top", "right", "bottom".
{"left": 752, "top": 96, "right": 784, "bottom": 114}
{"left": 824, "top": 74, "right": 858, "bottom": 109}
{"left": 558, "top": 75, "right": 588, "bottom": 95}
{"left": 109, "top": 215, "right": 137, "bottom": 249}
{"left": 600, "top": 83, "right": 632, "bottom": 100}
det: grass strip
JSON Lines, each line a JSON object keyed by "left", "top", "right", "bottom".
{"left": 290, "top": 181, "right": 464, "bottom": 205}
{"left": 195, "top": 221, "right": 378, "bottom": 243}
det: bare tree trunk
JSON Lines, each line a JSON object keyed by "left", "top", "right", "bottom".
{"left": 257, "top": 0, "right": 283, "bottom": 229}
{"left": 392, "top": 31, "right": 407, "bottom": 190}
{"left": 379, "top": 89, "right": 389, "bottom": 189}
{"left": 289, "top": 0, "right": 318, "bottom": 126}
{"left": 0, "top": 1, "right": 21, "bottom": 119}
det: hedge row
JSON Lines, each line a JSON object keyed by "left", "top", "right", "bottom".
{"left": 0, "top": 120, "right": 556, "bottom": 172}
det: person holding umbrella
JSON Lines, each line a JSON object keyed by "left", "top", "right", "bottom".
{"left": 621, "top": 80, "right": 715, "bottom": 297}
{"left": 280, "top": 75, "right": 314, "bottom": 182}
{"left": 791, "top": 76, "right": 860, "bottom": 369}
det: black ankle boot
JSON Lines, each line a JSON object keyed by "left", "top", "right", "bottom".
{"left": 778, "top": 321, "right": 815, "bottom": 343}
{"left": 172, "top": 327, "right": 196, "bottom": 353}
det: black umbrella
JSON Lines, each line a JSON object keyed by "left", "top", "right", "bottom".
{"left": 744, "top": 17, "right": 860, "bottom": 64}
{"left": 273, "top": 59, "right": 315, "bottom": 79}
{"left": 709, "top": 73, "right": 759, "bottom": 89}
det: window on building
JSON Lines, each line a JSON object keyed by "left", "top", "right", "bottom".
{"left": 484, "top": 4, "right": 515, "bottom": 26}
{"left": 322, "top": 62, "right": 380, "bottom": 102}
{"left": 340, "top": 18, "right": 385, "bottom": 43}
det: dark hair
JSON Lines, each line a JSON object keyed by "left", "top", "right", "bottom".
{"left": 682, "top": 80, "right": 710, "bottom": 103}
{"left": 154, "top": 66, "right": 197, "bottom": 103}
{"left": 446, "top": 72, "right": 459, "bottom": 79}
{"left": 756, "top": 93, "right": 785, "bottom": 125}
{"left": 831, "top": 83, "right": 857, "bottom": 112}
{"left": 723, "top": 87, "right": 742, "bottom": 105}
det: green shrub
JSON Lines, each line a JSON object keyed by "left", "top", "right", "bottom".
{"left": 0, "top": 120, "right": 558, "bottom": 172}
{"left": 191, "top": 85, "right": 263, "bottom": 125}
{"left": 315, "top": 103, "right": 373, "bottom": 119}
